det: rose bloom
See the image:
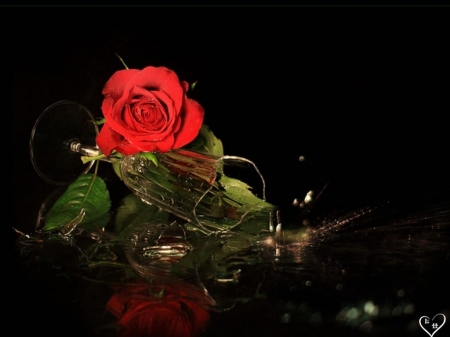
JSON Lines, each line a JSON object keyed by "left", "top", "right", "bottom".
{"left": 106, "top": 281, "right": 210, "bottom": 337}
{"left": 96, "top": 66, "right": 204, "bottom": 156}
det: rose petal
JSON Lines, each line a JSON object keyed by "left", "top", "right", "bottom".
{"left": 115, "top": 141, "right": 140, "bottom": 156}
{"left": 130, "top": 67, "right": 184, "bottom": 112}
{"left": 96, "top": 122, "right": 124, "bottom": 156}
{"left": 102, "top": 69, "right": 141, "bottom": 98}
{"left": 105, "top": 293, "right": 126, "bottom": 319}
{"left": 131, "top": 132, "right": 176, "bottom": 153}
{"left": 172, "top": 97, "right": 205, "bottom": 149}
{"left": 179, "top": 299, "right": 210, "bottom": 335}
{"left": 118, "top": 302, "right": 199, "bottom": 337}
{"left": 105, "top": 86, "right": 177, "bottom": 140}
{"left": 106, "top": 281, "right": 211, "bottom": 337}
{"left": 131, "top": 89, "right": 176, "bottom": 136}
{"left": 97, "top": 67, "right": 204, "bottom": 156}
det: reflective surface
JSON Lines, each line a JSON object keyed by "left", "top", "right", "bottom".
{"left": 14, "top": 177, "right": 450, "bottom": 337}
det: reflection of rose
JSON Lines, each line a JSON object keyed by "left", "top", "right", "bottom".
{"left": 106, "top": 281, "right": 210, "bottom": 337}
{"left": 97, "top": 66, "right": 204, "bottom": 156}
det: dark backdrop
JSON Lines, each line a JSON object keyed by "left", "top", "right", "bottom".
{"left": 13, "top": 8, "right": 449, "bottom": 336}
{"left": 14, "top": 13, "right": 449, "bottom": 230}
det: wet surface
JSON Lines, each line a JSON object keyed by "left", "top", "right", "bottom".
{"left": 13, "top": 14, "right": 450, "bottom": 337}
{"left": 13, "top": 188, "right": 450, "bottom": 337}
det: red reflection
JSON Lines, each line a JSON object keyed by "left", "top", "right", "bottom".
{"left": 106, "top": 280, "right": 210, "bottom": 337}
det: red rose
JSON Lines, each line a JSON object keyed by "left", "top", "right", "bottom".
{"left": 106, "top": 281, "right": 210, "bottom": 337}
{"left": 96, "top": 66, "right": 204, "bottom": 156}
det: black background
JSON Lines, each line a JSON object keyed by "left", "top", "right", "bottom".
{"left": 13, "top": 8, "right": 450, "bottom": 337}
{"left": 14, "top": 12, "right": 449, "bottom": 228}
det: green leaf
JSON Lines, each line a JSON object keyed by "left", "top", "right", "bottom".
{"left": 114, "top": 193, "right": 170, "bottom": 240}
{"left": 140, "top": 152, "right": 158, "bottom": 167}
{"left": 109, "top": 152, "right": 124, "bottom": 180}
{"left": 43, "top": 174, "right": 111, "bottom": 232}
{"left": 186, "top": 124, "right": 224, "bottom": 157}
{"left": 95, "top": 118, "right": 106, "bottom": 125}
{"left": 78, "top": 213, "right": 112, "bottom": 232}
{"left": 214, "top": 174, "right": 277, "bottom": 235}
{"left": 219, "top": 175, "right": 276, "bottom": 211}
{"left": 115, "top": 53, "right": 129, "bottom": 69}
{"left": 172, "top": 236, "right": 222, "bottom": 276}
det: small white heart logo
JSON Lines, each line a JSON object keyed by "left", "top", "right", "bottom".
{"left": 419, "top": 313, "right": 446, "bottom": 337}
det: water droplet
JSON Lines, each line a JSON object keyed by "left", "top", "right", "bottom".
{"left": 346, "top": 307, "right": 360, "bottom": 319}
{"left": 404, "top": 304, "right": 415, "bottom": 314}
{"left": 280, "top": 313, "right": 291, "bottom": 323}
{"left": 359, "top": 321, "right": 373, "bottom": 333}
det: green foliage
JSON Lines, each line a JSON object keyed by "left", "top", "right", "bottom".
{"left": 215, "top": 174, "right": 277, "bottom": 234}
{"left": 41, "top": 124, "right": 276, "bottom": 239}
{"left": 114, "top": 193, "right": 170, "bottom": 241}
{"left": 43, "top": 174, "right": 111, "bottom": 232}
{"left": 181, "top": 124, "right": 277, "bottom": 234}
{"left": 115, "top": 53, "right": 129, "bottom": 69}
{"left": 95, "top": 118, "right": 106, "bottom": 125}
{"left": 218, "top": 175, "right": 275, "bottom": 211}
{"left": 186, "top": 124, "right": 224, "bottom": 157}
{"left": 139, "top": 152, "right": 158, "bottom": 166}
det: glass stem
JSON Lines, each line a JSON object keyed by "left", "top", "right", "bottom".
{"left": 70, "top": 141, "right": 111, "bottom": 163}
{"left": 70, "top": 141, "right": 100, "bottom": 156}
